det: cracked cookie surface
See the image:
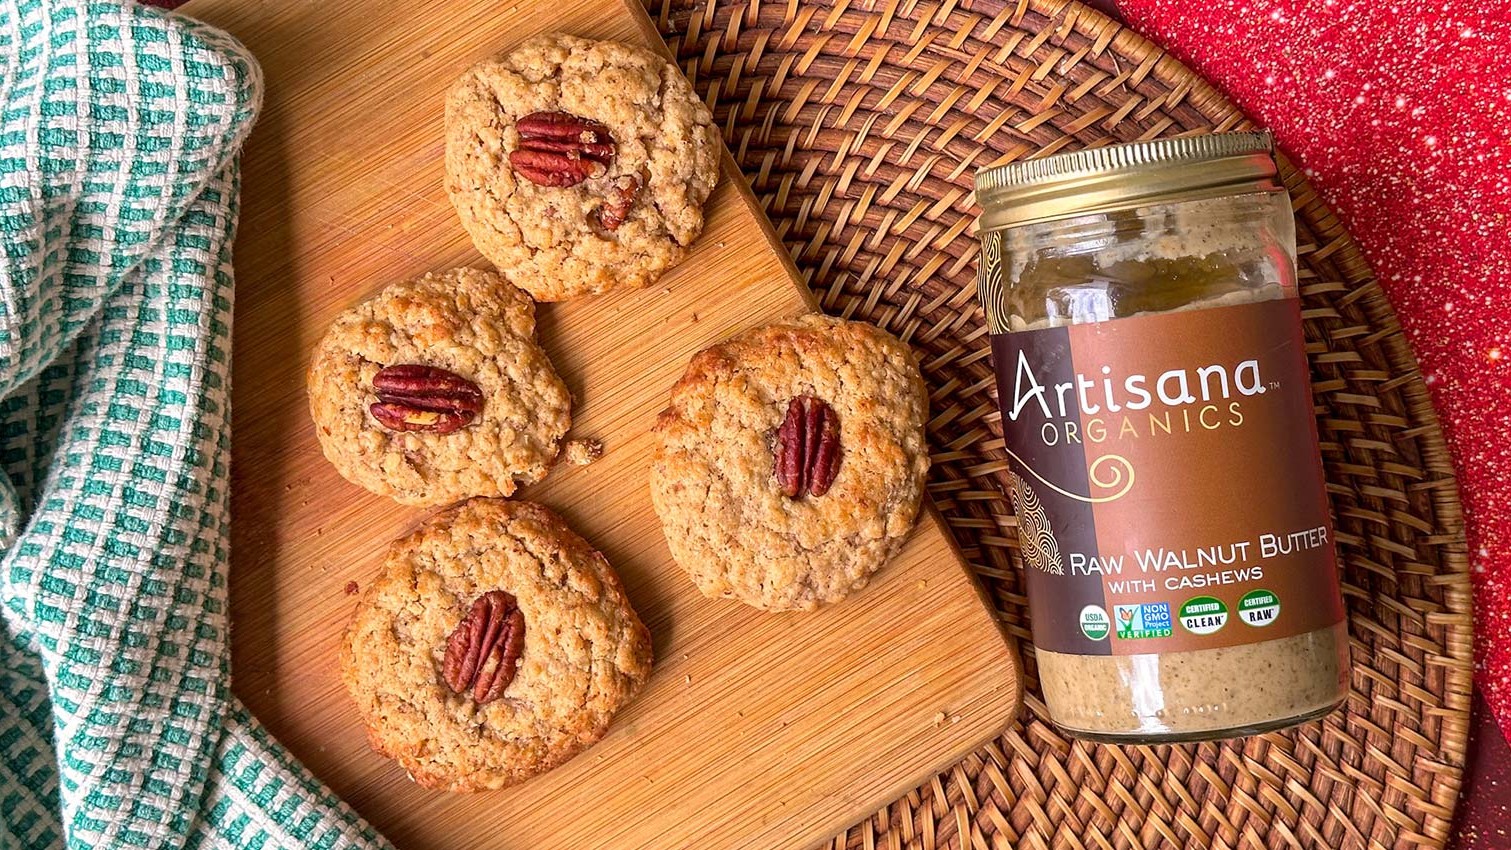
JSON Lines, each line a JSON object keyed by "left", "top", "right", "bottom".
{"left": 651, "top": 315, "right": 931, "bottom": 611}
{"left": 308, "top": 267, "right": 571, "bottom": 506}
{"left": 342, "top": 499, "right": 653, "bottom": 792}
{"left": 445, "top": 32, "right": 721, "bottom": 300}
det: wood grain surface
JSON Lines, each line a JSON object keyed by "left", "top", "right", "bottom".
{"left": 176, "top": 0, "right": 1022, "bottom": 847}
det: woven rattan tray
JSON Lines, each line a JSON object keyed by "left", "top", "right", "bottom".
{"left": 645, "top": 0, "right": 1476, "bottom": 847}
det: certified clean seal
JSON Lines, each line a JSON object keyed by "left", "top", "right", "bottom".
{"left": 1179, "top": 596, "right": 1230, "bottom": 635}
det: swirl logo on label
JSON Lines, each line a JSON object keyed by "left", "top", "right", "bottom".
{"left": 1005, "top": 448, "right": 1136, "bottom": 504}
{"left": 1009, "top": 472, "right": 1064, "bottom": 573}
{"left": 976, "top": 231, "right": 1012, "bottom": 335}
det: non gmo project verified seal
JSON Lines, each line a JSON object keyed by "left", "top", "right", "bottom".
{"left": 1114, "top": 602, "right": 1174, "bottom": 640}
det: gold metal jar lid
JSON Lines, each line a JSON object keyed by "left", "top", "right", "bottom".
{"left": 974, "top": 133, "right": 1281, "bottom": 232}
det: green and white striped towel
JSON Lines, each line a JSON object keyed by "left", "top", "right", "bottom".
{"left": 0, "top": 1, "right": 393, "bottom": 847}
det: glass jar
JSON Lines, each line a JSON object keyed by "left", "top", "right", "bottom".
{"left": 974, "top": 134, "right": 1349, "bottom": 743}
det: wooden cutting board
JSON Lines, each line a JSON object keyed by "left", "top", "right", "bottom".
{"left": 179, "top": 0, "right": 1022, "bottom": 847}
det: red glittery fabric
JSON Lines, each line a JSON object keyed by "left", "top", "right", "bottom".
{"left": 1118, "top": 0, "right": 1511, "bottom": 740}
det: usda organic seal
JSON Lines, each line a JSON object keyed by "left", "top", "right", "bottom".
{"left": 1079, "top": 604, "right": 1111, "bottom": 641}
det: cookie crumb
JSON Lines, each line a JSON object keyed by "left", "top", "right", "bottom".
{"left": 345, "top": 581, "right": 360, "bottom": 595}
{"left": 564, "top": 438, "right": 604, "bottom": 466}
{"left": 932, "top": 711, "right": 947, "bottom": 726}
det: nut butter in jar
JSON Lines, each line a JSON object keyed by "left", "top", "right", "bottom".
{"left": 974, "top": 134, "right": 1349, "bottom": 743}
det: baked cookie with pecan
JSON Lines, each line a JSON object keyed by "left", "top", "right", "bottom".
{"left": 445, "top": 32, "right": 721, "bottom": 300}
{"left": 308, "top": 267, "right": 571, "bottom": 506}
{"left": 650, "top": 315, "right": 931, "bottom": 611}
{"left": 342, "top": 499, "right": 653, "bottom": 792}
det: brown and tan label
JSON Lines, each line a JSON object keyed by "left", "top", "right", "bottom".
{"left": 992, "top": 298, "right": 1346, "bottom": 655}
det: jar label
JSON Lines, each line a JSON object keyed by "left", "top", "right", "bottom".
{"left": 991, "top": 298, "right": 1345, "bottom": 655}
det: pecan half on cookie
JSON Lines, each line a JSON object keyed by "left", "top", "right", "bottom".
{"left": 369, "top": 364, "right": 483, "bottom": 434}
{"left": 775, "top": 396, "right": 842, "bottom": 498}
{"left": 443, "top": 590, "right": 526, "bottom": 703}
{"left": 509, "top": 111, "right": 615, "bottom": 188}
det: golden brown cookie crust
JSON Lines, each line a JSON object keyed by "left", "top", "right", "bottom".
{"left": 445, "top": 33, "right": 721, "bottom": 301}
{"left": 307, "top": 268, "right": 571, "bottom": 507}
{"left": 651, "top": 315, "right": 931, "bottom": 611}
{"left": 342, "top": 499, "right": 654, "bottom": 792}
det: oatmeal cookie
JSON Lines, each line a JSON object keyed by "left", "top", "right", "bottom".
{"left": 445, "top": 32, "right": 721, "bottom": 300}
{"left": 342, "top": 499, "right": 654, "bottom": 792}
{"left": 308, "top": 268, "right": 571, "bottom": 506}
{"left": 650, "top": 315, "right": 931, "bottom": 611}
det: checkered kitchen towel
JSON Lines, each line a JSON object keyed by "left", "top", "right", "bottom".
{"left": 0, "top": 1, "right": 392, "bottom": 847}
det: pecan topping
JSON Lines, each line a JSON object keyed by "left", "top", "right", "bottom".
{"left": 442, "top": 590, "right": 526, "bottom": 704}
{"left": 508, "top": 111, "right": 615, "bottom": 188}
{"left": 369, "top": 364, "right": 483, "bottom": 435}
{"left": 594, "top": 175, "right": 642, "bottom": 231}
{"left": 775, "top": 396, "right": 842, "bottom": 498}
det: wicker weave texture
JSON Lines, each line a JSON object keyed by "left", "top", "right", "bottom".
{"left": 645, "top": 1, "right": 1476, "bottom": 848}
